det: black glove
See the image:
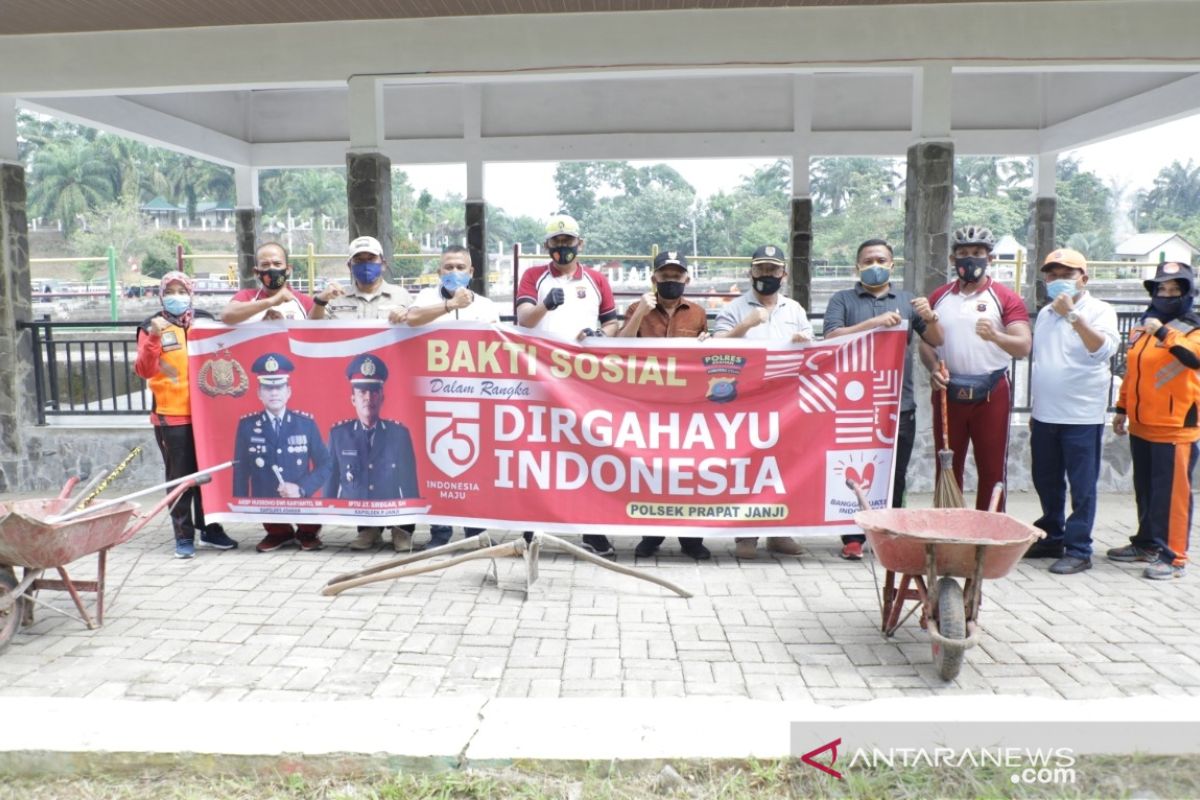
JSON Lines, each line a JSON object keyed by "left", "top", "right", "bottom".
{"left": 579, "top": 328, "right": 606, "bottom": 338}
{"left": 543, "top": 288, "right": 565, "bottom": 311}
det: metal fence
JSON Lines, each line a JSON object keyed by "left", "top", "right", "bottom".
{"left": 17, "top": 303, "right": 1148, "bottom": 425}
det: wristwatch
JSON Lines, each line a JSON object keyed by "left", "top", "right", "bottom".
{"left": 1066, "top": 311, "right": 1080, "bottom": 324}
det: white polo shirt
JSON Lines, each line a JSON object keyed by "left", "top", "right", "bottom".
{"left": 929, "top": 278, "right": 1030, "bottom": 374}
{"left": 515, "top": 263, "right": 618, "bottom": 342}
{"left": 1031, "top": 293, "right": 1119, "bottom": 425}
{"left": 411, "top": 286, "right": 502, "bottom": 324}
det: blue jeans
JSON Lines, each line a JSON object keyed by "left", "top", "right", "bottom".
{"left": 428, "top": 525, "right": 485, "bottom": 548}
{"left": 1030, "top": 419, "right": 1103, "bottom": 559}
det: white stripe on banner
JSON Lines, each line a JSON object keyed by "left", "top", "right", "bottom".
{"left": 795, "top": 374, "right": 837, "bottom": 413}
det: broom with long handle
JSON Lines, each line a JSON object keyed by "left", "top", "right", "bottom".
{"left": 934, "top": 360, "right": 965, "bottom": 508}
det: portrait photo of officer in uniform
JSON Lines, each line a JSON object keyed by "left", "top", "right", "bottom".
{"left": 231, "top": 352, "right": 333, "bottom": 551}
{"left": 326, "top": 354, "right": 420, "bottom": 508}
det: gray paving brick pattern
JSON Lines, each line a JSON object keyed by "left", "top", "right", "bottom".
{"left": 1, "top": 493, "right": 1198, "bottom": 704}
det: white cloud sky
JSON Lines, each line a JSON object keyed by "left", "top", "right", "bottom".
{"left": 394, "top": 113, "right": 1200, "bottom": 220}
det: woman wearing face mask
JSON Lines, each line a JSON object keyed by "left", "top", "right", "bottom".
{"left": 1110, "top": 261, "right": 1200, "bottom": 581}
{"left": 135, "top": 271, "right": 239, "bottom": 559}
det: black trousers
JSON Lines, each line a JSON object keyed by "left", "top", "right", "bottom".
{"left": 843, "top": 409, "right": 916, "bottom": 545}
{"left": 153, "top": 422, "right": 207, "bottom": 540}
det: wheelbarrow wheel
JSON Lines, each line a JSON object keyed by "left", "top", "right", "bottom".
{"left": 0, "top": 568, "right": 26, "bottom": 653}
{"left": 932, "top": 576, "right": 966, "bottom": 681}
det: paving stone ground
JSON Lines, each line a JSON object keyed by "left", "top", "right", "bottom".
{"left": 1, "top": 492, "right": 1198, "bottom": 706}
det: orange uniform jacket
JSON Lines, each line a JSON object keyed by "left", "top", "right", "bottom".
{"left": 1117, "top": 316, "right": 1200, "bottom": 444}
{"left": 135, "top": 310, "right": 214, "bottom": 420}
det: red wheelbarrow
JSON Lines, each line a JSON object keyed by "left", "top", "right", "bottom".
{"left": 849, "top": 482, "right": 1043, "bottom": 681}
{"left": 0, "top": 464, "right": 227, "bottom": 651}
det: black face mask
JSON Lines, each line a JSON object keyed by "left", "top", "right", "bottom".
{"left": 954, "top": 256, "right": 988, "bottom": 283}
{"left": 1151, "top": 295, "right": 1193, "bottom": 319}
{"left": 655, "top": 281, "right": 686, "bottom": 301}
{"left": 548, "top": 245, "right": 577, "bottom": 266}
{"left": 753, "top": 275, "right": 783, "bottom": 296}
{"left": 258, "top": 269, "right": 288, "bottom": 291}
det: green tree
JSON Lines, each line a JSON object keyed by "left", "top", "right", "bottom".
{"left": 28, "top": 140, "right": 115, "bottom": 235}
{"left": 1138, "top": 159, "right": 1200, "bottom": 232}
{"left": 276, "top": 169, "right": 347, "bottom": 253}
{"left": 162, "top": 154, "right": 234, "bottom": 226}
{"left": 1055, "top": 157, "right": 1114, "bottom": 259}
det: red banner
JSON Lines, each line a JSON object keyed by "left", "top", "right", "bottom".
{"left": 188, "top": 321, "right": 906, "bottom": 537}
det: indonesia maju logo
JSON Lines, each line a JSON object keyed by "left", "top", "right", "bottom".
{"left": 425, "top": 400, "right": 481, "bottom": 478}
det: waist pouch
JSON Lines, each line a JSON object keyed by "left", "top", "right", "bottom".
{"left": 947, "top": 368, "right": 1007, "bottom": 404}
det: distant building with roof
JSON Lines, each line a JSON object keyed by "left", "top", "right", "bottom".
{"left": 140, "top": 196, "right": 184, "bottom": 229}
{"left": 1115, "top": 233, "right": 1199, "bottom": 279}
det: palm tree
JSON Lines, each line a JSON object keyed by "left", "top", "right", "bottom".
{"left": 28, "top": 140, "right": 114, "bottom": 235}
{"left": 280, "top": 169, "right": 346, "bottom": 253}
{"left": 163, "top": 154, "right": 235, "bottom": 225}
{"left": 1146, "top": 160, "right": 1200, "bottom": 221}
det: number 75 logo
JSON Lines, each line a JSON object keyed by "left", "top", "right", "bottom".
{"left": 425, "top": 401, "right": 480, "bottom": 478}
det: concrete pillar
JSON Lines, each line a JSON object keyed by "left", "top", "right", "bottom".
{"left": 903, "top": 141, "right": 955, "bottom": 297}
{"left": 465, "top": 200, "right": 487, "bottom": 297}
{"left": 789, "top": 197, "right": 813, "bottom": 311}
{"left": 0, "top": 162, "right": 35, "bottom": 491}
{"left": 235, "top": 208, "right": 259, "bottom": 289}
{"left": 233, "top": 165, "right": 260, "bottom": 288}
{"left": 345, "top": 151, "right": 393, "bottom": 264}
{"left": 1030, "top": 197, "right": 1056, "bottom": 309}
{"left": 1028, "top": 152, "right": 1058, "bottom": 309}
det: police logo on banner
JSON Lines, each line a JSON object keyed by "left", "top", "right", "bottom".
{"left": 425, "top": 400, "right": 481, "bottom": 478}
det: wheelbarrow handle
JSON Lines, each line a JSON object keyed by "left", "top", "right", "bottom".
{"left": 44, "top": 461, "right": 233, "bottom": 525}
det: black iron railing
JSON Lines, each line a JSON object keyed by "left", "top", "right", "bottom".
{"left": 16, "top": 304, "right": 1148, "bottom": 424}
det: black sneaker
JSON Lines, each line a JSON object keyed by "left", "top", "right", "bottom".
{"left": 634, "top": 539, "right": 660, "bottom": 559}
{"left": 581, "top": 536, "right": 617, "bottom": 562}
{"left": 1024, "top": 539, "right": 1064, "bottom": 559}
{"left": 199, "top": 525, "right": 238, "bottom": 550}
{"left": 680, "top": 541, "right": 712, "bottom": 561}
{"left": 1106, "top": 544, "right": 1160, "bottom": 563}
{"left": 1049, "top": 556, "right": 1092, "bottom": 575}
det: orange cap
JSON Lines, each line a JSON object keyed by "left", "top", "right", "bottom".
{"left": 1042, "top": 247, "right": 1087, "bottom": 275}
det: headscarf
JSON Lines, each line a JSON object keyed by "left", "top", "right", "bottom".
{"left": 159, "top": 270, "right": 195, "bottom": 328}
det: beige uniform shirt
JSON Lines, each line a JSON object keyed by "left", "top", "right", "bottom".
{"left": 323, "top": 280, "right": 413, "bottom": 321}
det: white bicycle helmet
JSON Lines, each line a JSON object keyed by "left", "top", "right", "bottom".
{"left": 951, "top": 225, "right": 996, "bottom": 252}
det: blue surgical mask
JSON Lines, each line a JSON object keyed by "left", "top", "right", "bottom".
{"left": 859, "top": 266, "right": 891, "bottom": 288}
{"left": 351, "top": 261, "right": 383, "bottom": 286}
{"left": 440, "top": 271, "right": 472, "bottom": 299}
{"left": 162, "top": 295, "right": 191, "bottom": 316}
{"left": 1045, "top": 279, "right": 1078, "bottom": 301}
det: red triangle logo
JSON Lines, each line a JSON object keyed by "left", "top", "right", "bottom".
{"left": 800, "top": 737, "right": 843, "bottom": 779}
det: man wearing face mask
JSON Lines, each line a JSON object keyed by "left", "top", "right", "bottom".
{"left": 405, "top": 244, "right": 501, "bottom": 327}
{"left": 220, "top": 242, "right": 313, "bottom": 323}
{"left": 714, "top": 245, "right": 812, "bottom": 560}
{"left": 406, "top": 245, "right": 499, "bottom": 550}
{"left": 1024, "top": 249, "right": 1119, "bottom": 575}
{"left": 517, "top": 214, "right": 620, "bottom": 559}
{"left": 516, "top": 214, "right": 620, "bottom": 343}
{"left": 823, "top": 239, "right": 944, "bottom": 560}
{"left": 308, "top": 235, "right": 415, "bottom": 551}
{"left": 918, "top": 225, "right": 1031, "bottom": 512}
{"left": 618, "top": 250, "right": 712, "bottom": 561}
{"left": 309, "top": 235, "right": 412, "bottom": 323}
{"left": 1110, "top": 262, "right": 1200, "bottom": 581}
